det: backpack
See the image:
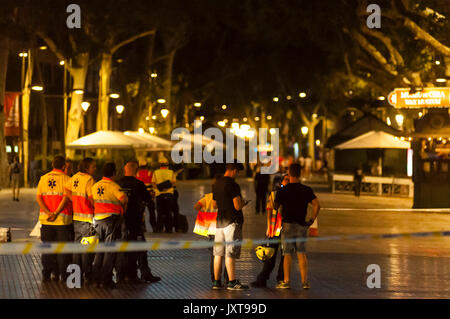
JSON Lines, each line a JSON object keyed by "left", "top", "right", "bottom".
{"left": 12, "top": 163, "right": 20, "bottom": 174}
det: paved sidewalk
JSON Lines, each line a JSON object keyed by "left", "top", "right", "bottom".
{"left": 1, "top": 179, "right": 450, "bottom": 298}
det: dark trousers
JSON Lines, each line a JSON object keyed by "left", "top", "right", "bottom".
{"left": 116, "top": 223, "right": 139, "bottom": 281}
{"left": 136, "top": 230, "right": 154, "bottom": 279}
{"left": 156, "top": 194, "right": 174, "bottom": 232}
{"left": 41, "top": 224, "right": 73, "bottom": 279}
{"left": 255, "top": 238, "right": 284, "bottom": 283}
{"left": 354, "top": 178, "right": 362, "bottom": 197}
{"left": 92, "top": 216, "right": 121, "bottom": 284}
{"left": 73, "top": 221, "right": 95, "bottom": 280}
{"left": 208, "top": 236, "right": 228, "bottom": 283}
{"left": 255, "top": 189, "right": 268, "bottom": 214}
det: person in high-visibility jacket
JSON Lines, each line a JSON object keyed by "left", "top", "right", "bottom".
{"left": 193, "top": 174, "right": 229, "bottom": 284}
{"left": 65, "top": 157, "right": 96, "bottom": 283}
{"left": 251, "top": 174, "right": 289, "bottom": 288}
{"left": 36, "top": 155, "right": 73, "bottom": 282}
{"left": 91, "top": 162, "right": 127, "bottom": 288}
{"left": 151, "top": 158, "right": 176, "bottom": 233}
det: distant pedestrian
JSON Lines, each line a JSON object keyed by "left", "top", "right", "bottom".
{"left": 64, "top": 159, "right": 74, "bottom": 177}
{"left": 152, "top": 159, "right": 176, "bottom": 233}
{"left": 353, "top": 164, "right": 364, "bottom": 197}
{"left": 91, "top": 162, "right": 128, "bottom": 288}
{"left": 9, "top": 156, "right": 21, "bottom": 201}
{"left": 36, "top": 156, "right": 73, "bottom": 282}
{"left": 251, "top": 174, "right": 289, "bottom": 288}
{"left": 212, "top": 160, "right": 249, "bottom": 290}
{"left": 193, "top": 174, "right": 228, "bottom": 285}
{"left": 254, "top": 164, "right": 270, "bottom": 215}
{"left": 274, "top": 163, "right": 320, "bottom": 290}
{"left": 136, "top": 160, "right": 157, "bottom": 232}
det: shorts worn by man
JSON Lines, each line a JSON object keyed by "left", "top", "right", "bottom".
{"left": 212, "top": 161, "right": 248, "bottom": 290}
{"left": 274, "top": 163, "right": 320, "bottom": 290}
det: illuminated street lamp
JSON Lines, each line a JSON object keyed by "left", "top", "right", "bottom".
{"left": 59, "top": 60, "right": 65, "bottom": 66}
{"left": 299, "top": 92, "right": 306, "bottom": 98}
{"left": 200, "top": 116, "right": 205, "bottom": 121}
{"left": 194, "top": 102, "right": 202, "bottom": 108}
{"left": 386, "top": 117, "right": 392, "bottom": 126}
{"left": 267, "top": 115, "right": 272, "bottom": 120}
{"left": 138, "top": 128, "right": 145, "bottom": 134}
{"left": 243, "top": 117, "right": 248, "bottom": 122}
{"left": 149, "top": 127, "right": 155, "bottom": 134}
{"left": 218, "top": 121, "right": 226, "bottom": 127}
{"left": 269, "top": 128, "right": 276, "bottom": 135}
{"left": 18, "top": 52, "right": 28, "bottom": 57}
{"left": 254, "top": 117, "right": 260, "bottom": 121}
{"left": 31, "top": 85, "right": 44, "bottom": 91}
{"left": 436, "top": 60, "right": 441, "bottom": 65}
{"left": 161, "top": 108, "right": 169, "bottom": 118}
{"left": 436, "top": 78, "right": 447, "bottom": 83}
{"left": 151, "top": 73, "right": 158, "bottom": 78}
{"left": 395, "top": 114, "right": 404, "bottom": 127}
{"left": 286, "top": 96, "right": 292, "bottom": 100}
{"left": 378, "top": 96, "right": 385, "bottom": 100}
{"left": 273, "top": 97, "right": 279, "bottom": 102}
{"left": 81, "top": 102, "right": 90, "bottom": 112}
{"left": 316, "top": 140, "right": 321, "bottom": 146}
{"left": 152, "top": 115, "right": 157, "bottom": 120}
{"left": 116, "top": 104, "right": 125, "bottom": 115}
{"left": 301, "top": 126, "right": 308, "bottom": 137}
{"left": 157, "top": 98, "right": 166, "bottom": 104}
{"left": 73, "top": 89, "right": 84, "bottom": 95}
{"left": 222, "top": 105, "right": 227, "bottom": 110}
{"left": 109, "top": 93, "right": 120, "bottom": 99}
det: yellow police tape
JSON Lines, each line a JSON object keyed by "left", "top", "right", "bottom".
{"left": 0, "top": 230, "right": 449, "bottom": 255}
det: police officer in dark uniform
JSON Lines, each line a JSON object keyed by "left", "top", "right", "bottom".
{"left": 116, "top": 160, "right": 161, "bottom": 283}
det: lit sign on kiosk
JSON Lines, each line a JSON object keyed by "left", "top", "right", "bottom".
{"left": 388, "top": 87, "right": 450, "bottom": 108}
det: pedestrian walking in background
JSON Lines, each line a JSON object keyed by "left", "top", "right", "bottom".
{"left": 212, "top": 161, "right": 249, "bottom": 290}
{"left": 254, "top": 164, "right": 270, "bottom": 215}
{"left": 152, "top": 158, "right": 176, "bottom": 233}
{"left": 353, "top": 164, "right": 364, "bottom": 197}
{"left": 65, "top": 157, "right": 97, "bottom": 284}
{"left": 116, "top": 160, "right": 161, "bottom": 284}
{"left": 251, "top": 174, "right": 289, "bottom": 288}
{"left": 136, "top": 160, "right": 157, "bottom": 232}
{"left": 91, "top": 162, "right": 128, "bottom": 288}
{"left": 9, "top": 156, "right": 22, "bottom": 201}
{"left": 274, "top": 163, "right": 320, "bottom": 290}
{"left": 64, "top": 159, "right": 74, "bottom": 177}
{"left": 193, "top": 174, "right": 228, "bottom": 285}
{"left": 36, "top": 156, "right": 73, "bottom": 282}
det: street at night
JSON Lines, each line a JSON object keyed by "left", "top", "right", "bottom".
{"left": 0, "top": 0, "right": 450, "bottom": 311}
{"left": 1, "top": 178, "right": 450, "bottom": 299}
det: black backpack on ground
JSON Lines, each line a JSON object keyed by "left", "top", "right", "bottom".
{"left": 175, "top": 214, "right": 188, "bottom": 233}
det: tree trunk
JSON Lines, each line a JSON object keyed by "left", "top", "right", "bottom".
{"left": 36, "top": 61, "right": 48, "bottom": 171}
{"left": 21, "top": 50, "right": 33, "bottom": 187}
{"left": 0, "top": 35, "right": 10, "bottom": 188}
{"left": 162, "top": 50, "right": 176, "bottom": 135}
{"left": 66, "top": 52, "right": 89, "bottom": 158}
{"left": 97, "top": 52, "right": 112, "bottom": 132}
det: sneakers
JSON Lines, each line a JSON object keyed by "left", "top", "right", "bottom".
{"left": 276, "top": 281, "right": 291, "bottom": 289}
{"left": 142, "top": 275, "right": 161, "bottom": 283}
{"left": 212, "top": 280, "right": 224, "bottom": 290}
{"left": 302, "top": 282, "right": 310, "bottom": 289}
{"left": 227, "top": 280, "right": 249, "bottom": 290}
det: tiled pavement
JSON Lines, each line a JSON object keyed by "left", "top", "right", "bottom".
{"left": 1, "top": 178, "right": 450, "bottom": 298}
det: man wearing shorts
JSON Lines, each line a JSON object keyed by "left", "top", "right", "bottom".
{"left": 212, "top": 161, "right": 249, "bottom": 290}
{"left": 274, "top": 163, "right": 320, "bottom": 289}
